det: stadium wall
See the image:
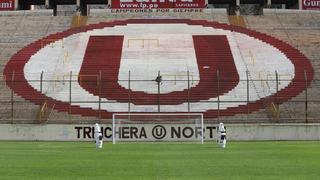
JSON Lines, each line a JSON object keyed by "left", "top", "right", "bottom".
{"left": 0, "top": 124, "right": 319, "bottom": 141}
{"left": 88, "top": 8, "right": 227, "bottom": 16}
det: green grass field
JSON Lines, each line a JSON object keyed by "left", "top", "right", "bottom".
{"left": 0, "top": 141, "right": 319, "bottom": 180}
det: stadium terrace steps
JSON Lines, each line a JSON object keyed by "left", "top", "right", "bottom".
{"left": 1, "top": 12, "right": 320, "bottom": 123}
{"left": 2, "top": 19, "right": 314, "bottom": 121}
{"left": 242, "top": 13, "right": 320, "bottom": 122}
{"left": 0, "top": 13, "right": 72, "bottom": 123}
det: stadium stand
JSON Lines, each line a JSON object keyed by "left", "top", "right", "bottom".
{"left": 244, "top": 10, "right": 320, "bottom": 122}
{"left": 0, "top": 10, "right": 79, "bottom": 123}
{"left": 87, "top": 9, "right": 320, "bottom": 123}
{"left": 0, "top": 8, "right": 319, "bottom": 124}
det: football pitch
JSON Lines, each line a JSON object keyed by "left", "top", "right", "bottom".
{"left": 0, "top": 141, "right": 319, "bottom": 180}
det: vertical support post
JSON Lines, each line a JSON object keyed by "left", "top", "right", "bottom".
{"left": 69, "top": 71, "right": 72, "bottom": 117}
{"left": 275, "top": 71, "right": 279, "bottom": 120}
{"left": 47, "top": 0, "right": 57, "bottom": 15}
{"left": 11, "top": 71, "right": 15, "bottom": 124}
{"left": 128, "top": 71, "right": 131, "bottom": 114}
{"left": 40, "top": 71, "right": 44, "bottom": 123}
{"left": 45, "top": 0, "right": 49, "bottom": 7}
{"left": 275, "top": 71, "right": 279, "bottom": 101}
{"left": 187, "top": 70, "right": 190, "bottom": 113}
{"left": 112, "top": 113, "right": 115, "bottom": 144}
{"left": 11, "top": 87, "right": 14, "bottom": 124}
{"left": 236, "top": 0, "right": 240, "bottom": 6}
{"left": 299, "top": 0, "right": 303, "bottom": 10}
{"left": 246, "top": 70, "right": 249, "bottom": 120}
{"left": 236, "top": 0, "right": 241, "bottom": 15}
{"left": 40, "top": 71, "right": 43, "bottom": 93}
{"left": 304, "top": 70, "right": 308, "bottom": 123}
{"left": 267, "top": 0, "right": 271, "bottom": 6}
{"left": 157, "top": 71, "right": 161, "bottom": 113}
{"left": 217, "top": 70, "right": 220, "bottom": 120}
{"left": 14, "top": 0, "right": 19, "bottom": 10}
{"left": 201, "top": 114, "right": 204, "bottom": 144}
{"left": 98, "top": 71, "right": 102, "bottom": 121}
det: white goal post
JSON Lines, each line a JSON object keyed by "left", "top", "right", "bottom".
{"left": 112, "top": 113, "right": 204, "bottom": 144}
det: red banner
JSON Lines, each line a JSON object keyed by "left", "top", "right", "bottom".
{"left": 0, "top": 0, "right": 14, "bottom": 10}
{"left": 302, "top": 0, "right": 320, "bottom": 10}
{"left": 112, "top": 0, "right": 205, "bottom": 9}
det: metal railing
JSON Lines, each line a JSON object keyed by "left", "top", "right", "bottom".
{"left": 0, "top": 71, "right": 319, "bottom": 124}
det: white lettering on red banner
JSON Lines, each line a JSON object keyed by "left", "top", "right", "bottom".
{"left": 112, "top": 0, "right": 205, "bottom": 9}
{"left": 302, "top": 0, "right": 320, "bottom": 10}
{"left": 0, "top": 0, "right": 14, "bottom": 10}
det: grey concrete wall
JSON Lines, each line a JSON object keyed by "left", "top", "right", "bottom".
{"left": 226, "top": 123, "right": 320, "bottom": 141}
{"left": 0, "top": 123, "right": 319, "bottom": 141}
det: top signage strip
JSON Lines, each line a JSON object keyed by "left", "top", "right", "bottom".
{"left": 111, "top": 0, "right": 206, "bottom": 9}
{"left": 0, "top": 0, "right": 14, "bottom": 10}
{"left": 302, "top": 0, "right": 320, "bottom": 10}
